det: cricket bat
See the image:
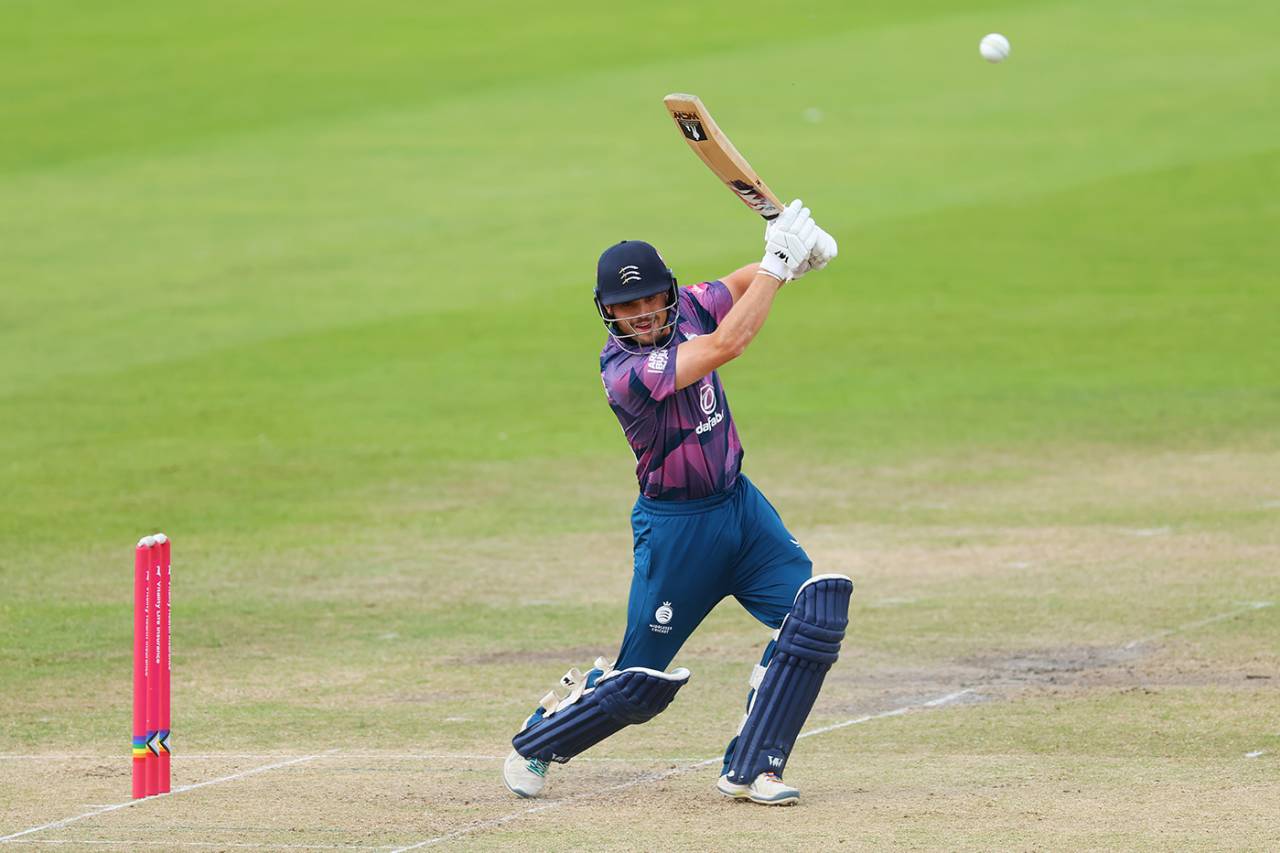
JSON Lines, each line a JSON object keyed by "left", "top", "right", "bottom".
{"left": 662, "top": 93, "right": 785, "bottom": 221}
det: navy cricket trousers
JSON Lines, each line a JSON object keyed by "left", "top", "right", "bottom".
{"left": 615, "top": 474, "right": 813, "bottom": 671}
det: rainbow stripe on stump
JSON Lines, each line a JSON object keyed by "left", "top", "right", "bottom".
{"left": 132, "top": 533, "right": 171, "bottom": 798}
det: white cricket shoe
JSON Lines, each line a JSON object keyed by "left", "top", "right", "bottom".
{"left": 503, "top": 749, "right": 549, "bottom": 798}
{"left": 717, "top": 771, "right": 799, "bottom": 805}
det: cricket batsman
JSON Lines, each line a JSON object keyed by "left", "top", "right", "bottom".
{"left": 503, "top": 200, "right": 853, "bottom": 805}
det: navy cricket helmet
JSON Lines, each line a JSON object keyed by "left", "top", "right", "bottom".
{"left": 593, "top": 240, "right": 680, "bottom": 351}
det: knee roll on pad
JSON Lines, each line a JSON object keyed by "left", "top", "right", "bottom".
{"left": 725, "top": 574, "right": 853, "bottom": 783}
{"left": 512, "top": 666, "right": 690, "bottom": 763}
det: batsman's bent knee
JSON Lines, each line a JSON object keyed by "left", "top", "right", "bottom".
{"left": 512, "top": 666, "right": 690, "bottom": 763}
{"left": 724, "top": 574, "right": 853, "bottom": 784}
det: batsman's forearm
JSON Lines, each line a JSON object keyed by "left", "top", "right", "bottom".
{"left": 714, "top": 272, "right": 783, "bottom": 358}
{"left": 723, "top": 263, "right": 763, "bottom": 302}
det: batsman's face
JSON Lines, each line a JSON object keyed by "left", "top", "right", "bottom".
{"left": 610, "top": 293, "right": 669, "bottom": 345}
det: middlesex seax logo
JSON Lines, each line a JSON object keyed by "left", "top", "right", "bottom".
{"left": 650, "top": 601, "right": 674, "bottom": 634}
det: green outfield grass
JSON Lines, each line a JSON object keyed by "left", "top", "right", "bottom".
{"left": 2, "top": 0, "right": 1277, "bottom": 848}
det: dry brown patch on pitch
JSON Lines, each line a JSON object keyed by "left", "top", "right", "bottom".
{"left": 804, "top": 523, "right": 1278, "bottom": 590}
{"left": 762, "top": 446, "right": 1280, "bottom": 531}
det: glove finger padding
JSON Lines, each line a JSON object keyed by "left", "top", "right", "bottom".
{"left": 785, "top": 215, "right": 819, "bottom": 281}
{"left": 761, "top": 199, "right": 820, "bottom": 282}
{"left": 797, "top": 218, "right": 817, "bottom": 251}
{"left": 774, "top": 199, "right": 803, "bottom": 230}
{"left": 793, "top": 226, "right": 838, "bottom": 278}
{"left": 808, "top": 228, "right": 838, "bottom": 271}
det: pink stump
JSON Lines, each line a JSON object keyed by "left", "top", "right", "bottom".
{"left": 146, "top": 540, "right": 160, "bottom": 797}
{"left": 158, "top": 534, "right": 171, "bottom": 793}
{"left": 132, "top": 540, "right": 149, "bottom": 799}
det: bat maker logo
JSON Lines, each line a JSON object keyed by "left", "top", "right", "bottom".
{"left": 671, "top": 110, "right": 705, "bottom": 141}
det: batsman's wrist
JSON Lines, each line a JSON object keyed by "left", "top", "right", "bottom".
{"left": 759, "top": 253, "right": 790, "bottom": 282}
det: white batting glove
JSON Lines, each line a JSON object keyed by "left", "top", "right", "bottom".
{"left": 793, "top": 225, "right": 838, "bottom": 277}
{"left": 759, "top": 199, "right": 818, "bottom": 282}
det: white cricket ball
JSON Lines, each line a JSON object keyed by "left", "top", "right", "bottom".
{"left": 980, "top": 33, "right": 1011, "bottom": 63}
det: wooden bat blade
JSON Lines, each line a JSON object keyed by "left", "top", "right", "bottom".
{"left": 662, "top": 93, "right": 785, "bottom": 221}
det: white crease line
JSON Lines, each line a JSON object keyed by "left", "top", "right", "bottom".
{"left": 0, "top": 751, "right": 337, "bottom": 845}
{"left": 387, "top": 689, "right": 975, "bottom": 852}
{"left": 1124, "top": 527, "right": 1171, "bottom": 537}
{"left": 1124, "top": 601, "right": 1273, "bottom": 650}
{"left": 798, "top": 689, "right": 975, "bottom": 740}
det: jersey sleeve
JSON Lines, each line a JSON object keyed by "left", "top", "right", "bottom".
{"left": 684, "top": 280, "right": 733, "bottom": 331}
{"left": 601, "top": 347, "right": 679, "bottom": 417}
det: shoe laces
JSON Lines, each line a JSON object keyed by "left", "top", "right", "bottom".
{"left": 527, "top": 758, "right": 549, "bottom": 777}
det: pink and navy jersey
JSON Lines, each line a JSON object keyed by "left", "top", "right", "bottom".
{"left": 600, "top": 281, "right": 744, "bottom": 501}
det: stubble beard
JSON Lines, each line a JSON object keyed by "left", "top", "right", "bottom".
{"left": 624, "top": 308, "right": 667, "bottom": 346}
